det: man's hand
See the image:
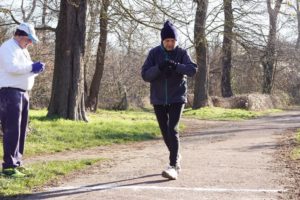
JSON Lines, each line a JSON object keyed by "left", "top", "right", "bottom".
{"left": 31, "top": 62, "right": 45, "bottom": 74}
{"left": 158, "top": 60, "right": 169, "bottom": 71}
{"left": 167, "top": 59, "right": 178, "bottom": 70}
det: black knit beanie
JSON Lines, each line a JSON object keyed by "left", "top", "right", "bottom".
{"left": 160, "top": 20, "right": 178, "bottom": 41}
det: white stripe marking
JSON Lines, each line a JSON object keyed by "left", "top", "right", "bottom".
{"left": 48, "top": 184, "right": 285, "bottom": 194}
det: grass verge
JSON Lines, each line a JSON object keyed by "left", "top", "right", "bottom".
{"left": 23, "top": 110, "right": 160, "bottom": 156}
{"left": 0, "top": 108, "right": 281, "bottom": 157}
{"left": 183, "top": 107, "right": 281, "bottom": 120}
{"left": 0, "top": 159, "right": 101, "bottom": 197}
{"left": 291, "top": 131, "right": 300, "bottom": 160}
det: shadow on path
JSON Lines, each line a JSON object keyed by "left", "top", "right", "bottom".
{"left": 8, "top": 174, "right": 168, "bottom": 200}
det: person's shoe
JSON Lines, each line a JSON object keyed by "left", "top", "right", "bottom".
{"left": 16, "top": 166, "right": 32, "bottom": 175}
{"left": 162, "top": 166, "right": 178, "bottom": 180}
{"left": 175, "top": 163, "right": 181, "bottom": 173}
{"left": 2, "top": 168, "right": 26, "bottom": 178}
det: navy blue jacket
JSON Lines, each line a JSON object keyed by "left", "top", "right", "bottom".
{"left": 141, "top": 45, "right": 197, "bottom": 105}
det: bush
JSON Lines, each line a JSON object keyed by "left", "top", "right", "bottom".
{"left": 211, "top": 92, "right": 291, "bottom": 111}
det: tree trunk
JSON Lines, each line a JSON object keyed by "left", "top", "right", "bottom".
{"left": 41, "top": 0, "right": 47, "bottom": 25}
{"left": 221, "top": 0, "right": 234, "bottom": 97}
{"left": 41, "top": 0, "right": 48, "bottom": 43}
{"left": 84, "top": 1, "right": 99, "bottom": 99}
{"left": 86, "top": 0, "right": 110, "bottom": 112}
{"left": 47, "top": 0, "right": 88, "bottom": 121}
{"left": 193, "top": 0, "right": 210, "bottom": 109}
{"left": 296, "top": 0, "right": 300, "bottom": 50}
{"left": 262, "top": 0, "right": 282, "bottom": 94}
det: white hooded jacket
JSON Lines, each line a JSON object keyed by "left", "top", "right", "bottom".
{"left": 0, "top": 38, "right": 36, "bottom": 91}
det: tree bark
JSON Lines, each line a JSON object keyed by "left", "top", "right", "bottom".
{"left": 41, "top": 0, "right": 48, "bottom": 25}
{"left": 41, "top": 0, "right": 48, "bottom": 42}
{"left": 86, "top": 0, "right": 110, "bottom": 112}
{"left": 47, "top": 0, "right": 88, "bottom": 121}
{"left": 193, "top": 0, "right": 210, "bottom": 109}
{"left": 262, "top": 0, "right": 282, "bottom": 94}
{"left": 84, "top": 1, "right": 99, "bottom": 99}
{"left": 221, "top": 0, "right": 234, "bottom": 97}
{"left": 296, "top": 0, "right": 300, "bottom": 49}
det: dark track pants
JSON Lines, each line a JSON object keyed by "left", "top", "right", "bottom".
{"left": 0, "top": 88, "right": 29, "bottom": 169}
{"left": 154, "top": 103, "right": 184, "bottom": 167}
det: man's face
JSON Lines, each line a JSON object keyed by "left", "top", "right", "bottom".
{"left": 163, "top": 38, "right": 176, "bottom": 51}
{"left": 16, "top": 36, "right": 33, "bottom": 49}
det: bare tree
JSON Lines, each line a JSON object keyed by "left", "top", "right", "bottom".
{"left": 294, "top": 0, "right": 300, "bottom": 49}
{"left": 48, "top": 0, "right": 88, "bottom": 121}
{"left": 221, "top": 0, "right": 234, "bottom": 97}
{"left": 86, "top": 0, "right": 110, "bottom": 111}
{"left": 21, "top": 0, "right": 37, "bottom": 22}
{"left": 285, "top": 0, "right": 300, "bottom": 49}
{"left": 193, "top": 0, "right": 210, "bottom": 109}
{"left": 262, "top": 0, "right": 283, "bottom": 94}
{"left": 86, "top": 0, "right": 193, "bottom": 110}
{"left": 84, "top": 0, "right": 99, "bottom": 99}
{"left": 1, "top": 0, "right": 298, "bottom": 110}
{"left": 39, "top": 0, "right": 49, "bottom": 42}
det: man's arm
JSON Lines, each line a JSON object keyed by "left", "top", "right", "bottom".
{"left": 0, "top": 47, "right": 32, "bottom": 75}
{"left": 174, "top": 50, "right": 197, "bottom": 77}
{"left": 141, "top": 50, "right": 161, "bottom": 82}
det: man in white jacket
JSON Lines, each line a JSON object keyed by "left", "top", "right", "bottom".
{"left": 0, "top": 23, "right": 45, "bottom": 178}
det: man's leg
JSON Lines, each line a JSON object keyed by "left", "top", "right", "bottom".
{"left": 168, "top": 103, "right": 184, "bottom": 167}
{"left": 17, "top": 92, "right": 29, "bottom": 166}
{"left": 2, "top": 90, "right": 23, "bottom": 169}
{"left": 153, "top": 105, "right": 171, "bottom": 151}
{"left": 0, "top": 89, "right": 5, "bottom": 131}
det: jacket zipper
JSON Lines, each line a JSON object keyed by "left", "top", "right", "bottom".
{"left": 161, "top": 45, "right": 169, "bottom": 105}
{"left": 165, "top": 79, "right": 168, "bottom": 104}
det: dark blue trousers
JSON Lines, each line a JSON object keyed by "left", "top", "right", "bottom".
{"left": 154, "top": 103, "right": 184, "bottom": 167}
{"left": 0, "top": 88, "right": 29, "bottom": 170}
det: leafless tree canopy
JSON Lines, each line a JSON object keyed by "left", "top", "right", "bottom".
{"left": 0, "top": 0, "right": 299, "bottom": 116}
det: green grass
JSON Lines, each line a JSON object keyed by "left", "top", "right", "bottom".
{"left": 22, "top": 110, "right": 160, "bottom": 156}
{"left": 0, "top": 108, "right": 281, "bottom": 158}
{"left": 183, "top": 107, "right": 281, "bottom": 121}
{"left": 0, "top": 108, "right": 280, "bottom": 157}
{"left": 0, "top": 159, "right": 101, "bottom": 197}
{"left": 291, "top": 131, "right": 300, "bottom": 160}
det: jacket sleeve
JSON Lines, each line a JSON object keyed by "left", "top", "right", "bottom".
{"left": 0, "top": 47, "right": 32, "bottom": 75}
{"left": 175, "top": 50, "right": 197, "bottom": 77}
{"left": 141, "top": 50, "right": 161, "bottom": 82}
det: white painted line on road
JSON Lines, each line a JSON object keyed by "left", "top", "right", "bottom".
{"left": 121, "top": 185, "right": 284, "bottom": 193}
{"left": 48, "top": 184, "right": 285, "bottom": 194}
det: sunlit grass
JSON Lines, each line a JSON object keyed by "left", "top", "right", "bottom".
{"left": 1, "top": 110, "right": 160, "bottom": 156}
{"left": 0, "top": 159, "right": 101, "bottom": 197}
{"left": 291, "top": 131, "right": 300, "bottom": 160}
{"left": 183, "top": 107, "right": 281, "bottom": 121}
{"left": 0, "top": 108, "right": 280, "bottom": 158}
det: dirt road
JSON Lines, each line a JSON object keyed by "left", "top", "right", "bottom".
{"left": 23, "top": 111, "right": 300, "bottom": 200}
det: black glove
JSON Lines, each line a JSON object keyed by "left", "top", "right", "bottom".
{"left": 158, "top": 60, "right": 169, "bottom": 71}
{"left": 167, "top": 59, "right": 178, "bottom": 70}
